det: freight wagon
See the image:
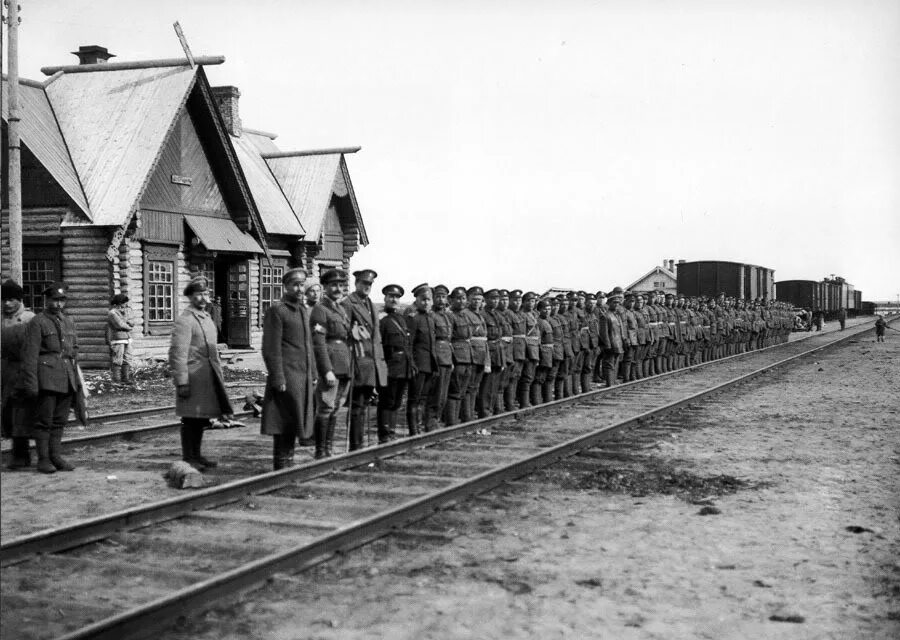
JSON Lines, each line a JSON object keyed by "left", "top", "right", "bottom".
{"left": 776, "top": 278, "right": 862, "bottom": 320}
{"left": 676, "top": 261, "right": 775, "bottom": 301}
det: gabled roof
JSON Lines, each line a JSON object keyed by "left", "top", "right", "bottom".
{"left": 625, "top": 265, "right": 677, "bottom": 291}
{"left": 1, "top": 76, "right": 91, "bottom": 217}
{"left": 265, "top": 153, "right": 367, "bottom": 245}
{"left": 45, "top": 65, "right": 196, "bottom": 226}
{"left": 230, "top": 134, "right": 304, "bottom": 236}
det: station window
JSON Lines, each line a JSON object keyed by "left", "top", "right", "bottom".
{"left": 21, "top": 257, "right": 58, "bottom": 313}
{"left": 143, "top": 244, "right": 178, "bottom": 335}
{"left": 260, "top": 260, "right": 287, "bottom": 317}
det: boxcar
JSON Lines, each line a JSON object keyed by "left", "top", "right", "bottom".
{"left": 775, "top": 280, "right": 821, "bottom": 310}
{"left": 677, "top": 261, "right": 775, "bottom": 300}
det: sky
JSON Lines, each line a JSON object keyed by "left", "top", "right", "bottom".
{"left": 6, "top": 0, "right": 900, "bottom": 300}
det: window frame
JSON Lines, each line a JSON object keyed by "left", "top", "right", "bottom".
{"left": 21, "top": 245, "right": 61, "bottom": 314}
{"left": 259, "top": 257, "right": 287, "bottom": 322}
{"left": 143, "top": 244, "right": 179, "bottom": 336}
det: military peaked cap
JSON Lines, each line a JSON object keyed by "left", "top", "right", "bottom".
{"left": 536, "top": 299, "right": 549, "bottom": 310}
{"left": 1, "top": 279, "right": 24, "bottom": 300}
{"left": 585, "top": 293, "right": 596, "bottom": 301}
{"left": 352, "top": 269, "right": 378, "bottom": 283}
{"left": 321, "top": 269, "right": 347, "bottom": 285}
{"left": 282, "top": 267, "right": 307, "bottom": 285}
{"left": 433, "top": 284, "right": 450, "bottom": 295}
{"left": 595, "top": 290, "right": 607, "bottom": 298}
{"left": 498, "top": 289, "right": 510, "bottom": 298}
{"left": 183, "top": 276, "right": 208, "bottom": 297}
{"left": 566, "top": 291, "right": 577, "bottom": 300}
{"left": 382, "top": 284, "right": 405, "bottom": 297}
{"left": 412, "top": 283, "right": 432, "bottom": 297}
{"left": 466, "top": 286, "right": 484, "bottom": 297}
{"left": 451, "top": 286, "right": 468, "bottom": 298}
{"left": 611, "top": 286, "right": 625, "bottom": 295}
{"left": 484, "top": 289, "right": 500, "bottom": 299}
{"left": 522, "top": 291, "right": 537, "bottom": 301}
{"left": 509, "top": 289, "right": 523, "bottom": 299}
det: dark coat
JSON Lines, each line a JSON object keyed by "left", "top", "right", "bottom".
{"left": 407, "top": 310, "right": 437, "bottom": 373}
{"left": 380, "top": 310, "right": 414, "bottom": 379}
{"left": 261, "top": 298, "right": 316, "bottom": 438}
{"left": 432, "top": 309, "right": 454, "bottom": 367}
{"left": 21, "top": 310, "right": 81, "bottom": 395}
{"left": 598, "top": 308, "right": 624, "bottom": 354}
{"left": 169, "top": 307, "right": 233, "bottom": 419}
{"left": 341, "top": 292, "right": 388, "bottom": 387}
{"left": 2, "top": 305, "right": 35, "bottom": 438}
{"left": 310, "top": 296, "right": 352, "bottom": 378}
{"left": 450, "top": 309, "right": 474, "bottom": 364}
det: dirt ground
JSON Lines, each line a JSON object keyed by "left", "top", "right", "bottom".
{"left": 158, "top": 325, "right": 899, "bottom": 640}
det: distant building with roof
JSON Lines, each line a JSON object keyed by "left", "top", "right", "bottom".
{"left": 624, "top": 260, "right": 679, "bottom": 295}
{"left": 1, "top": 46, "right": 368, "bottom": 365}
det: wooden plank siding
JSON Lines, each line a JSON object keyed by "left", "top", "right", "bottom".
{"left": 61, "top": 227, "right": 113, "bottom": 368}
{"left": 139, "top": 109, "right": 229, "bottom": 216}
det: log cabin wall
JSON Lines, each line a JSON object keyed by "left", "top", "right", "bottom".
{"left": 60, "top": 226, "right": 113, "bottom": 368}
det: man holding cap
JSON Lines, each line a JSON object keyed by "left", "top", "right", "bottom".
{"left": 21, "top": 283, "right": 84, "bottom": 473}
{"left": 341, "top": 269, "right": 387, "bottom": 450}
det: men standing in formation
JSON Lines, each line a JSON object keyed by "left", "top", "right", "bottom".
{"left": 2, "top": 280, "right": 36, "bottom": 469}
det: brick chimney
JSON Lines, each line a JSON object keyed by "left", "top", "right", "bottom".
{"left": 668, "top": 259, "right": 675, "bottom": 271}
{"left": 71, "top": 45, "right": 116, "bottom": 65}
{"left": 212, "top": 86, "right": 242, "bottom": 137}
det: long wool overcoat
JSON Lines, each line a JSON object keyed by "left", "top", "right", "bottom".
{"left": 169, "top": 307, "right": 233, "bottom": 419}
{"left": 260, "top": 298, "right": 316, "bottom": 439}
{"left": 1, "top": 305, "right": 35, "bottom": 437}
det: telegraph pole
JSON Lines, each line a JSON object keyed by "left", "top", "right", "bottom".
{"left": 5, "top": 0, "right": 23, "bottom": 281}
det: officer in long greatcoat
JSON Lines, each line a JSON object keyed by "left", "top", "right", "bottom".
{"left": 261, "top": 268, "right": 316, "bottom": 469}
{"left": 406, "top": 283, "right": 437, "bottom": 434}
{"left": 2, "top": 280, "right": 35, "bottom": 469}
{"left": 20, "top": 283, "right": 84, "bottom": 474}
{"left": 169, "top": 276, "right": 234, "bottom": 471}
{"left": 478, "top": 289, "right": 504, "bottom": 418}
{"left": 341, "top": 269, "right": 388, "bottom": 451}
{"left": 463, "top": 287, "right": 489, "bottom": 422}
{"left": 598, "top": 292, "right": 625, "bottom": 388}
{"left": 517, "top": 291, "right": 540, "bottom": 408}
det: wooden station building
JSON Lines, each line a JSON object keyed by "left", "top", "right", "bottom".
{"left": 1, "top": 46, "right": 368, "bottom": 367}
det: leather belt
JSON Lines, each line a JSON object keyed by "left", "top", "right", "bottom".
{"left": 470, "top": 337, "right": 488, "bottom": 342}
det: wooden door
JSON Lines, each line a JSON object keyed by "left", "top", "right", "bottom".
{"left": 226, "top": 261, "right": 251, "bottom": 348}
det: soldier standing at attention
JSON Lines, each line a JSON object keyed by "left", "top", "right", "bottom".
{"left": 342, "top": 269, "right": 388, "bottom": 451}
{"left": 169, "top": 277, "right": 233, "bottom": 471}
{"left": 598, "top": 290, "right": 624, "bottom": 387}
{"left": 406, "top": 284, "right": 436, "bottom": 434}
{"left": 501, "top": 290, "right": 526, "bottom": 411}
{"left": 555, "top": 295, "right": 573, "bottom": 398}
{"left": 106, "top": 293, "right": 135, "bottom": 385}
{"left": 260, "top": 268, "right": 316, "bottom": 469}
{"left": 462, "top": 287, "right": 489, "bottom": 422}
{"left": 20, "top": 284, "right": 84, "bottom": 473}
{"left": 532, "top": 299, "right": 555, "bottom": 405}
{"left": 2, "top": 280, "right": 36, "bottom": 469}
{"left": 570, "top": 291, "right": 588, "bottom": 394}
{"left": 310, "top": 269, "right": 352, "bottom": 457}
{"left": 547, "top": 297, "right": 565, "bottom": 400}
{"left": 643, "top": 292, "right": 659, "bottom": 377}
{"left": 592, "top": 291, "right": 608, "bottom": 383}
{"left": 478, "top": 289, "right": 504, "bottom": 417}
{"left": 621, "top": 294, "right": 639, "bottom": 381}
{"left": 633, "top": 294, "right": 650, "bottom": 379}
{"left": 378, "top": 284, "right": 412, "bottom": 441}
{"left": 517, "top": 291, "right": 540, "bottom": 408}
{"left": 445, "top": 287, "right": 473, "bottom": 425}
{"left": 675, "top": 295, "right": 690, "bottom": 369}
{"left": 427, "top": 285, "right": 454, "bottom": 430}
{"left": 580, "top": 293, "right": 599, "bottom": 393}
{"left": 493, "top": 290, "right": 515, "bottom": 413}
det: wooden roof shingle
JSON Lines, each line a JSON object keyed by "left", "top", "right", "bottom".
{"left": 1, "top": 77, "right": 91, "bottom": 218}
{"left": 45, "top": 66, "right": 196, "bottom": 226}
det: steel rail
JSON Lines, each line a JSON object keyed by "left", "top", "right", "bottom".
{"left": 51, "top": 318, "right": 882, "bottom": 640}
{"left": 0, "top": 320, "right": 878, "bottom": 567}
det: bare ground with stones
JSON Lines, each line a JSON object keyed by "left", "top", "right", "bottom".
{"left": 154, "top": 326, "right": 899, "bottom": 640}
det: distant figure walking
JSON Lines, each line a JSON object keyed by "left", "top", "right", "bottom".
{"left": 838, "top": 307, "right": 847, "bottom": 331}
{"left": 814, "top": 310, "right": 824, "bottom": 332}
{"left": 875, "top": 315, "right": 886, "bottom": 342}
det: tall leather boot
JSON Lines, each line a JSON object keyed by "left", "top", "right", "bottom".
{"left": 518, "top": 380, "right": 531, "bottom": 409}
{"left": 580, "top": 373, "right": 592, "bottom": 394}
{"left": 543, "top": 379, "right": 554, "bottom": 403}
{"left": 571, "top": 374, "right": 581, "bottom": 395}
{"left": 273, "top": 436, "right": 285, "bottom": 470}
{"left": 376, "top": 407, "right": 392, "bottom": 443}
{"left": 110, "top": 365, "right": 122, "bottom": 384}
{"left": 554, "top": 377, "right": 564, "bottom": 400}
{"left": 8, "top": 437, "right": 31, "bottom": 469}
{"left": 121, "top": 363, "right": 134, "bottom": 385}
{"left": 49, "top": 428, "right": 75, "bottom": 471}
{"left": 443, "top": 400, "right": 460, "bottom": 426}
{"left": 192, "top": 424, "right": 217, "bottom": 468}
{"left": 504, "top": 384, "right": 517, "bottom": 412}
{"left": 35, "top": 431, "right": 55, "bottom": 474}
{"left": 604, "top": 367, "right": 616, "bottom": 388}
{"left": 424, "top": 404, "right": 440, "bottom": 432}
{"left": 325, "top": 415, "right": 338, "bottom": 457}
{"left": 531, "top": 382, "right": 543, "bottom": 406}
{"left": 281, "top": 434, "right": 296, "bottom": 468}
{"left": 407, "top": 404, "right": 420, "bottom": 436}
{"left": 313, "top": 417, "right": 328, "bottom": 459}
{"left": 349, "top": 408, "right": 366, "bottom": 451}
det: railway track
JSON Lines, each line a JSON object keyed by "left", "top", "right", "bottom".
{"left": 0, "top": 319, "right": 887, "bottom": 640}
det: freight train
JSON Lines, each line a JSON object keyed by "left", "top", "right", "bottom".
{"left": 774, "top": 277, "right": 863, "bottom": 320}
{"left": 676, "top": 261, "right": 775, "bottom": 301}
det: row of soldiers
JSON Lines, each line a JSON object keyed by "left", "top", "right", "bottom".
{"left": 302, "top": 269, "right": 793, "bottom": 460}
